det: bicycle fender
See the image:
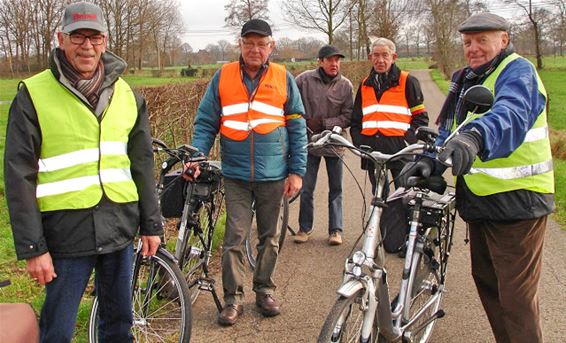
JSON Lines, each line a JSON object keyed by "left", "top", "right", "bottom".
{"left": 337, "top": 280, "right": 365, "bottom": 297}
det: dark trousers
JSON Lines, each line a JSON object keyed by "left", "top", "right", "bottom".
{"left": 39, "top": 244, "right": 134, "bottom": 343}
{"left": 468, "top": 217, "right": 546, "bottom": 343}
{"left": 368, "top": 164, "right": 402, "bottom": 199}
{"left": 222, "top": 178, "right": 285, "bottom": 304}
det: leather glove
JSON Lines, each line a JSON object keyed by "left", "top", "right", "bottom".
{"left": 306, "top": 117, "right": 323, "bottom": 134}
{"left": 398, "top": 157, "right": 434, "bottom": 188}
{"left": 438, "top": 131, "right": 482, "bottom": 176}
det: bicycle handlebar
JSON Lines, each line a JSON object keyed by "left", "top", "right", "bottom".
{"left": 306, "top": 129, "right": 443, "bottom": 166}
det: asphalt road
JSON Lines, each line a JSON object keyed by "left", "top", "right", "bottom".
{"left": 189, "top": 70, "right": 566, "bottom": 343}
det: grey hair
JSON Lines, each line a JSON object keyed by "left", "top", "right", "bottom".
{"left": 371, "top": 37, "right": 396, "bottom": 53}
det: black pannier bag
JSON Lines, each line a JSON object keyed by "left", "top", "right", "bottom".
{"left": 160, "top": 170, "right": 186, "bottom": 218}
{"left": 379, "top": 187, "right": 414, "bottom": 253}
{"left": 159, "top": 162, "right": 223, "bottom": 219}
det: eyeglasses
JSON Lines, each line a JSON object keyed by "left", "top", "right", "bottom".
{"left": 241, "top": 40, "right": 271, "bottom": 51}
{"left": 67, "top": 33, "right": 105, "bottom": 46}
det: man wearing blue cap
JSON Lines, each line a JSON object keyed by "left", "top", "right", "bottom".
{"left": 400, "top": 12, "right": 553, "bottom": 343}
{"left": 4, "top": 2, "right": 162, "bottom": 341}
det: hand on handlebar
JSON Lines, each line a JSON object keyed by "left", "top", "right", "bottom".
{"left": 438, "top": 131, "right": 481, "bottom": 176}
{"left": 182, "top": 162, "right": 201, "bottom": 181}
{"left": 398, "top": 157, "right": 434, "bottom": 188}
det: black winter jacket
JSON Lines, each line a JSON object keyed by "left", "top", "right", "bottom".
{"left": 4, "top": 49, "right": 163, "bottom": 260}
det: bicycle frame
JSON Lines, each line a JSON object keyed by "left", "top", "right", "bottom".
{"left": 312, "top": 129, "right": 451, "bottom": 342}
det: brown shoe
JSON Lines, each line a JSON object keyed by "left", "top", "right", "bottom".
{"left": 255, "top": 294, "right": 281, "bottom": 317}
{"left": 328, "top": 232, "right": 342, "bottom": 245}
{"left": 217, "top": 304, "right": 243, "bottom": 326}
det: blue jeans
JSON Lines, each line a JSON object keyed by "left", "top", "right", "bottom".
{"left": 39, "top": 244, "right": 134, "bottom": 343}
{"left": 299, "top": 154, "right": 343, "bottom": 234}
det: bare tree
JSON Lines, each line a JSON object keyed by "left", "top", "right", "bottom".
{"left": 368, "top": 0, "right": 415, "bottom": 41}
{"left": 224, "top": 0, "right": 270, "bottom": 30}
{"left": 282, "top": 0, "right": 355, "bottom": 44}
{"left": 506, "top": 0, "right": 544, "bottom": 69}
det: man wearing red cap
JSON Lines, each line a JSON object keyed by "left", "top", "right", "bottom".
{"left": 4, "top": 2, "right": 162, "bottom": 342}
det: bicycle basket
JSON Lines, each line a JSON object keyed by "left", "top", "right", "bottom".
{"left": 379, "top": 187, "right": 414, "bottom": 253}
{"left": 160, "top": 170, "right": 186, "bottom": 218}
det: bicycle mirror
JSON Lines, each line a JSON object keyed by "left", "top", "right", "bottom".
{"left": 462, "top": 85, "right": 494, "bottom": 114}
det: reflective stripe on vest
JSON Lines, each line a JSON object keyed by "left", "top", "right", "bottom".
{"left": 24, "top": 70, "right": 139, "bottom": 211}
{"left": 458, "top": 53, "right": 554, "bottom": 196}
{"left": 360, "top": 71, "right": 411, "bottom": 136}
{"left": 218, "top": 62, "right": 287, "bottom": 140}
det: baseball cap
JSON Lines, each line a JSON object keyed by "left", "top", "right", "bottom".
{"left": 318, "top": 45, "right": 345, "bottom": 59}
{"left": 61, "top": 2, "right": 107, "bottom": 34}
{"left": 458, "top": 12, "right": 509, "bottom": 33}
{"left": 241, "top": 19, "right": 272, "bottom": 37}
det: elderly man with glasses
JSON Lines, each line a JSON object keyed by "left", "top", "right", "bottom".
{"left": 4, "top": 2, "right": 162, "bottom": 342}
{"left": 185, "top": 19, "right": 307, "bottom": 326}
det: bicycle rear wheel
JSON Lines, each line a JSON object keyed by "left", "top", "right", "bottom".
{"left": 402, "top": 223, "right": 451, "bottom": 343}
{"left": 317, "top": 288, "right": 377, "bottom": 343}
{"left": 245, "top": 197, "right": 289, "bottom": 270}
{"left": 88, "top": 249, "right": 192, "bottom": 343}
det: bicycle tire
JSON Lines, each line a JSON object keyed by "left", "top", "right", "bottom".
{"left": 317, "top": 288, "right": 377, "bottom": 343}
{"left": 245, "top": 197, "right": 289, "bottom": 270}
{"left": 88, "top": 249, "right": 192, "bottom": 343}
{"left": 401, "top": 225, "right": 447, "bottom": 343}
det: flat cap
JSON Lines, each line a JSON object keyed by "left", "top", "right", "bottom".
{"left": 241, "top": 19, "right": 272, "bottom": 37}
{"left": 458, "top": 12, "right": 509, "bottom": 33}
{"left": 318, "top": 45, "right": 345, "bottom": 59}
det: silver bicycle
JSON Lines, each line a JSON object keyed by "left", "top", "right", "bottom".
{"left": 316, "top": 85, "right": 493, "bottom": 343}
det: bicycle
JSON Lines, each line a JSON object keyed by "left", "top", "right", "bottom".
{"left": 88, "top": 240, "right": 192, "bottom": 343}
{"left": 312, "top": 126, "right": 454, "bottom": 343}
{"left": 152, "top": 139, "right": 225, "bottom": 311}
{"left": 316, "top": 85, "right": 493, "bottom": 343}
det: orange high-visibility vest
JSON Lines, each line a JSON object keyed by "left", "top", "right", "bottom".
{"left": 218, "top": 62, "right": 287, "bottom": 140}
{"left": 360, "top": 71, "right": 411, "bottom": 137}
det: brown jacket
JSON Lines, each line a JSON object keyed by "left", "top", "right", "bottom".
{"left": 295, "top": 68, "right": 354, "bottom": 156}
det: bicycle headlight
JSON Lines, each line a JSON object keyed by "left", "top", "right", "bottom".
{"left": 352, "top": 251, "right": 366, "bottom": 265}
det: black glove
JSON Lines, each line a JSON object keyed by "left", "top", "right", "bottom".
{"left": 398, "top": 157, "right": 434, "bottom": 188}
{"left": 438, "top": 131, "right": 482, "bottom": 176}
{"left": 306, "top": 117, "right": 323, "bottom": 133}
{"left": 404, "top": 129, "right": 417, "bottom": 144}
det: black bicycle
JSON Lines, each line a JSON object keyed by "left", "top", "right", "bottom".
{"left": 88, "top": 240, "right": 192, "bottom": 343}
{"left": 153, "top": 139, "right": 225, "bottom": 311}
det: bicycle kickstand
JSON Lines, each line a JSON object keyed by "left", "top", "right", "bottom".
{"left": 199, "top": 277, "right": 224, "bottom": 312}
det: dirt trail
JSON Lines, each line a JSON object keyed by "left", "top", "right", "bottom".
{"left": 189, "top": 70, "right": 566, "bottom": 343}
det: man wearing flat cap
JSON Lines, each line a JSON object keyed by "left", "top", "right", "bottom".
{"left": 186, "top": 18, "right": 307, "bottom": 325}
{"left": 4, "top": 1, "right": 162, "bottom": 341}
{"left": 293, "top": 45, "right": 353, "bottom": 246}
{"left": 350, "top": 37, "right": 429, "bottom": 210}
{"left": 400, "top": 12, "right": 553, "bottom": 343}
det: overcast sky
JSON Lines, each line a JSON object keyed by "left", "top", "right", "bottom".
{"left": 180, "top": 0, "right": 326, "bottom": 50}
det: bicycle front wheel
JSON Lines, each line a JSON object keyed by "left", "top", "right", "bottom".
{"left": 88, "top": 249, "right": 192, "bottom": 343}
{"left": 245, "top": 197, "right": 289, "bottom": 270}
{"left": 318, "top": 288, "right": 377, "bottom": 343}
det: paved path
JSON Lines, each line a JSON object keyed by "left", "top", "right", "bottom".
{"left": 189, "top": 70, "right": 566, "bottom": 343}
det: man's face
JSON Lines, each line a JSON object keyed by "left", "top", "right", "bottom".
{"left": 240, "top": 33, "right": 274, "bottom": 70}
{"left": 369, "top": 45, "right": 396, "bottom": 73}
{"left": 319, "top": 55, "right": 341, "bottom": 77}
{"left": 462, "top": 30, "right": 509, "bottom": 69}
{"left": 57, "top": 29, "right": 107, "bottom": 78}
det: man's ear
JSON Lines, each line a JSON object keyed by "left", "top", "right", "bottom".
{"left": 501, "top": 32, "right": 510, "bottom": 48}
{"left": 56, "top": 32, "right": 65, "bottom": 48}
